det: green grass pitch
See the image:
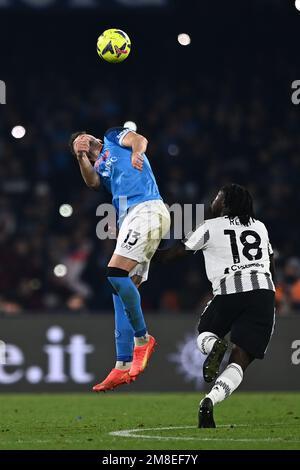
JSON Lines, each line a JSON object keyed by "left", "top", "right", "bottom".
{"left": 0, "top": 393, "right": 299, "bottom": 450}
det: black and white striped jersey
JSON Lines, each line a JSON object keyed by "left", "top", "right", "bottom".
{"left": 184, "top": 216, "right": 275, "bottom": 296}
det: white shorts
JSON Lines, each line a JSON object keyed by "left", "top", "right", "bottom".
{"left": 114, "top": 199, "right": 171, "bottom": 283}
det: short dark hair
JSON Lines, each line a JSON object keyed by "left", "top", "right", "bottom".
{"left": 221, "top": 183, "right": 255, "bottom": 226}
{"left": 69, "top": 131, "right": 87, "bottom": 155}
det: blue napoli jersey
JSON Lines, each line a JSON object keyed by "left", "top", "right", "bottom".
{"left": 94, "top": 127, "right": 162, "bottom": 219}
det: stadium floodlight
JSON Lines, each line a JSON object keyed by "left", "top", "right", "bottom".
{"left": 296, "top": 0, "right": 300, "bottom": 12}
{"left": 123, "top": 121, "right": 137, "bottom": 132}
{"left": 11, "top": 126, "right": 26, "bottom": 139}
{"left": 59, "top": 204, "right": 73, "bottom": 218}
{"left": 53, "top": 264, "right": 67, "bottom": 278}
{"left": 177, "top": 33, "right": 191, "bottom": 46}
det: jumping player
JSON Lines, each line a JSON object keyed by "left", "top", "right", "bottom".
{"left": 69, "top": 127, "right": 170, "bottom": 391}
{"left": 184, "top": 184, "right": 275, "bottom": 428}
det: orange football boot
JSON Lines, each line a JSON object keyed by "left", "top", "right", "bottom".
{"left": 128, "top": 335, "right": 157, "bottom": 379}
{"left": 92, "top": 368, "right": 133, "bottom": 392}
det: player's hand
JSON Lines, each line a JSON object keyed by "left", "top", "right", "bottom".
{"left": 73, "top": 135, "right": 90, "bottom": 160}
{"left": 131, "top": 152, "right": 144, "bottom": 171}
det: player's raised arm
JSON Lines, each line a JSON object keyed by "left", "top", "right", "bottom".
{"left": 77, "top": 152, "right": 100, "bottom": 190}
{"left": 121, "top": 131, "right": 148, "bottom": 171}
{"left": 158, "top": 223, "right": 210, "bottom": 264}
{"left": 70, "top": 132, "right": 101, "bottom": 190}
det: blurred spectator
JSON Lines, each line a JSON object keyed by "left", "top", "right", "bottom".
{"left": 66, "top": 294, "right": 87, "bottom": 313}
{"left": 1, "top": 13, "right": 299, "bottom": 315}
{"left": 160, "top": 290, "right": 180, "bottom": 313}
{"left": 275, "top": 258, "right": 300, "bottom": 315}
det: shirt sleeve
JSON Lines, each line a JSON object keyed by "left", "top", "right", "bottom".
{"left": 268, "top": 241, "right": 274, "bottom": 256}
{"left": 104, "top": 127, "right": 135, "bottom": 147}
{"left": 183, "top": 222, "right": 210, "bottom": 251}
{"left": 264, "top": 225, "right": 273, "bottom": 255}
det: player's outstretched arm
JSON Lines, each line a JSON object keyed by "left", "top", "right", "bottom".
{"left": 122, "top": 131, "right": 148, "bottom": 171}
{"left": 158, "top": 240, "right": 187, "bottom": 263}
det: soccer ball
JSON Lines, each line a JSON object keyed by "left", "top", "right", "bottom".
{"left": 97, "top": 29, "right": 131, "bottom": 63}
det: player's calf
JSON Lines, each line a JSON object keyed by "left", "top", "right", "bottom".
{"left": 198, "top": 362, "right": 243, "bottom": 428}
{"left": 107, "top": 267, "right": 148, "bottom": 335}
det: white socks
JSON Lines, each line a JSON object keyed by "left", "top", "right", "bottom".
{"left": 197, "top": 331, "right": 219, "bottom": 355}
{"left": 205, "top": 363, "right": 243, "bottom": 406}
{"left": 134, "top": 333, "right": 150, "bottom": 347}
{"left": 197, "top": 332, "right": 244, "bottom": 406}
{"left": 115, "top": 361, "right": 132, "bottom": 370}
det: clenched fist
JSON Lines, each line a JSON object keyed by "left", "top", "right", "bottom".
{"left": 73, "top": 135, "right": 90, "bottom": 159}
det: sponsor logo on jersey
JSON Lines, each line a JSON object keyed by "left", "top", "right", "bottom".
{"left": 95, "top": 150, "right": 118, "bottom": 177}
{"left": 94, "top": 150, "right": 110, "bottom": 171}
{"left": 224, "top": 262, "right": 265, "bottom": 274}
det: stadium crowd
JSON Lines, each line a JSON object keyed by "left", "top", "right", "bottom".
{"left": 0, "top": 6, "right": 299, "bottom": 316}
{"left": 1, "top": 71, "right": 299, "bottom": 316}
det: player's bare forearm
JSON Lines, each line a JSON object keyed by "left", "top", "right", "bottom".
{"left": 122, "top": 131, "right": 148, "bottom": 171}
{"left": 158, "top": 240, "right": 187, "bottom": 264}
{"left": 77, "top": 153, "right": 100, "bottom": 190}
{"left": 131, "top": 134, "right": 148, "bottom": 154}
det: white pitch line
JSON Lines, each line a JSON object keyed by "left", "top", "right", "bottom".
{"left": 109, "top": 425, "right": 300, "bottom": 443}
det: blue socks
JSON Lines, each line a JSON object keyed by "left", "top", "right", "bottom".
{"left": 107, "top": 268, "right": 147, "bottom": 337}
{"left": 112, "top": 293, "right": 134, "bottom": 362}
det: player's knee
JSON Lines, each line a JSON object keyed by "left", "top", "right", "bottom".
{"left": 106, "top": 267, "right": 129, "bottom": 279}
{"left": 106, "top": 267, "right": 129, "bottom": 292}
{"left": 131, "top": 274, "right": 142, "bottom": 288}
